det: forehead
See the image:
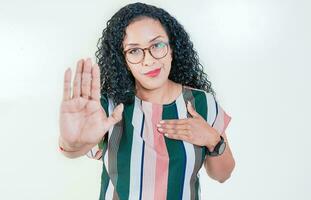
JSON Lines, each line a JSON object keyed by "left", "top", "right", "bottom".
{"left": 123, "top": 17, "right": 168, "bottom": 46}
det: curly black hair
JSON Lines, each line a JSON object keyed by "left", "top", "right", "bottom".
{"left": 95, "top": 2, "right": 215, "bottom": 105}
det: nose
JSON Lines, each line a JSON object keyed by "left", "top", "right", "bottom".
{"left": 142, "top": 50, "right": 155, "bottom": 67}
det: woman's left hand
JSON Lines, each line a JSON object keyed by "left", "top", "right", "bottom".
{"left": 157, "top": 101, "right": 220, "bottom": 151}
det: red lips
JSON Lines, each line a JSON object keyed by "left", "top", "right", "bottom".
{"left": 144, "top": 68, "right": 161, "bottom": 77}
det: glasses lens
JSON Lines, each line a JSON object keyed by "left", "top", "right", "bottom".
{"left": 125, "top": 42, "right": 169, "bottom": 64}
{"left": 126, "top": 49, "right": 144, "bottom": 64}
{"left": 150, "top": 42, "right": 168, "bottom": 59}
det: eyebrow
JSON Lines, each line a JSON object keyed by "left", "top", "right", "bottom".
{"left": 124, "top": 35, "right": 164, "bottom": 48}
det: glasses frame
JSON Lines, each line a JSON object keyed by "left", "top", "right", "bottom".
{"left": 123, "top": 41, "right": 170, "bottom": 64}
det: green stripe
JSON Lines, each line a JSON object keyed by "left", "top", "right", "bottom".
{"left": 116, "top": 102, "right": 135, "bottom": 200}
{"left": 163, "top": 104, "right": 187, "bottom": 200}
{"left": 99, "top": 153, "right": 109, "bottom": 200}
{"left": 190, "top": 89, "right": 207, "bottom": 120}
{"left": 99, "top": 94, "right": 110, "bottom": 200}
{"left": 191, "top": 89, "right": 208, "bottom": 160}
{"left": 100, "top": 94, "right": 109, "bottom": 115}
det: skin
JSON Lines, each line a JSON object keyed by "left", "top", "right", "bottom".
{"left": 59, "top": 17, "right": 235, "bottom": 182}
{"left": 122, "top": 17, "right": 182, "bottom": 105}
{"left": 59, "top": 58, "right": 124, "bottom": 158}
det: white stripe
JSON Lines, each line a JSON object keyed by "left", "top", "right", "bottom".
{"left": 141, "top": 101, "right": 154, "bottom": 146}
{"left": 197, "top": 171, "right": 201, "bottom": 200}
{"left": 176, "top": 96, "right": 196, "bottom": 200}
{"left": 105, "top": 180, "right": 113, "bottom": 199}
{"left": 86, "top": 145, "right": 98, "bottom": 159}
{"left": 104, "top": 98, "right": 115, "bottom": 171}
{"left": 128, "top": 98, "right": 144, "bottom": 199}
{"left": 205, "top": 92, "right": 217, "bottom": 125}
{"left": 107, "top": 98, "right": 115, "bottom": 139}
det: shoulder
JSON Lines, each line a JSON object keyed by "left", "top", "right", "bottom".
{"left": 182, "top": 85, "right": 216, "bottom": 120}
{"left": 183, "top": 85, "right": 232, "bottom": 134}
{"left": 183, "top": 85, "right": 215, "bottom": 102}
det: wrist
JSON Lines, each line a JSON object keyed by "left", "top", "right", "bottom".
{"left": 59, "top": 145, "right": 80, "bottom": 153}
{"left": 58, "top": 136, "right": 83, "bottom": 152}
{"left": 205, "top": 131, "right": 221, "bottom": 152}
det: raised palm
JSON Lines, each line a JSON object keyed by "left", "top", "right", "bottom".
{"left": 59, "top": 58, "right": 123, "bottom": 149}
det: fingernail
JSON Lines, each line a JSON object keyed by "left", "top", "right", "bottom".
{"left": 164, "top": 134, "right": 168, "bottom": 137}
{"left": 156, "top": 124, "right": 161, "bottom": 127}
{"left": 159, "top": 120, "right": 165, "bottom": 124}
{"left": 117, "top": 103, "right": 123, "bottom": 109}
{"left": 158, "top": 128, "right": 163, "bottom": 132}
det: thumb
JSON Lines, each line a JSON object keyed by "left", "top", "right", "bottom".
{"left": 107, "top": 103, "right": 124, "bottom": 126}
{"left": 187, "top": 101, "right": 200, "bottom": 118}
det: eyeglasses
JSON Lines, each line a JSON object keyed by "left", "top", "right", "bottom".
{"left": 123, "top": 41, "right": 169, "bottom": 64}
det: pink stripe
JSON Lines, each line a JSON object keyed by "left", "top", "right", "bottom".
{"left": 223, "top": 111, "right": 232, "bottom": 134}
{"left": 213, "top": 105, "right": 231, "bottom": 134}
{"left": 141, "top": 102, "right": 156, "bottom": 199}
{"left": 152, "top": 104, "right": 169, "bottom": 200}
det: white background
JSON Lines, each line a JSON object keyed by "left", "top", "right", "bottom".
{"left": 0, "top": 0, "right": 310, "bottom": 199}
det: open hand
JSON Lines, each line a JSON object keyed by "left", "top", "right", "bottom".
{"left": 59, "top": 58, "right": 123, "bottom": 150}
{"left": 156, "top": 101, "right": 220, "bottom": 151}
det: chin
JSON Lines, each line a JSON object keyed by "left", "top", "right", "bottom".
{"left": 136, "top": 78, "right": 168, "bottom": 91}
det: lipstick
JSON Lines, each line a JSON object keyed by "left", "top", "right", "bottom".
{"left": 144, "top": 68, "right": 161, "bottom": 77}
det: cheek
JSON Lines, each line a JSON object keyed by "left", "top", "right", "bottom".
{"left": 168, "top": 49, "right": 173, "bottom": 60}
{"left": 126, "top": 62, "right": 136, "bottom": 72}
{"left": 127, "top": 64, "right": 141, "bottom": 78}
{"left": 166, "top": 50, "right": 173, "bottom": 65}
{"left": 163, "top": 54, "right": 173, "bottom": 71}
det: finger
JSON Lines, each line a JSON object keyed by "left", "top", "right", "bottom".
{"left": 164, "top": 133, "right": 190, "bottom": 141}
{"left": 91, "top": 63, "right": 100, "bottom": 101}
{"left": 81, "top": 58, "right": 92, "bottom": 99}
{"left": 158, "top": 128, "right": 190, "bottom": 136}
{"left": 63, "top": 68, "right": 72, "bottom": 101}
{"left": 73, "top": 59, "right": 83, "bottom": 98}
{"left": 157, "top": 123, "right": 190, "bottom": 131}
{"left": 159, "top": 118, "right": 188, "bottom": 125}
{"left": 187, "top": 101, "right": 201, "bottom": 118}
{"left": 107, "top": 103, "right": 124, "bottom": 126}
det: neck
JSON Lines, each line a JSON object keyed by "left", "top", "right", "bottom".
{"left": 135, "top": 80, "right": 181, "bottom": 104}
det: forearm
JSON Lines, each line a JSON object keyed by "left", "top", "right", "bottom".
{"left": 204, "top": 133, "right": 235, "bottom": 183}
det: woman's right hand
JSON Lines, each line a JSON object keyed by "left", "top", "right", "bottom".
{"left": 59, "top": 58, "right": 123, "bottom": 151}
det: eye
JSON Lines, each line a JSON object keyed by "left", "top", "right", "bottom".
{"left": 153, "top": 42, "right": 166, "bottom": 49}
{"left": 128, "top": 48, "right": 141, "bottom": 55}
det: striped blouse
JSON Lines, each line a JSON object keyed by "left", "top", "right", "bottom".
{"left": 86, "top": 85, "right": 231, "bottom": 200}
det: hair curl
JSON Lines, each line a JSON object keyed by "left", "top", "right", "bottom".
{"left": 95, "top": 2, "right": 215, "bottom": 105}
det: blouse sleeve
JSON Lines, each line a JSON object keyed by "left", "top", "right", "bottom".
{"left": 205, "top": 92, "right": 232, "bottom": 135}
{"left": 86, "top": 94, "right": 110, "bottom": 161}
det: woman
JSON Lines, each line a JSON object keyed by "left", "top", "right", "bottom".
{"left": 59, "top": 2, "right": 235, "bottom": 200}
